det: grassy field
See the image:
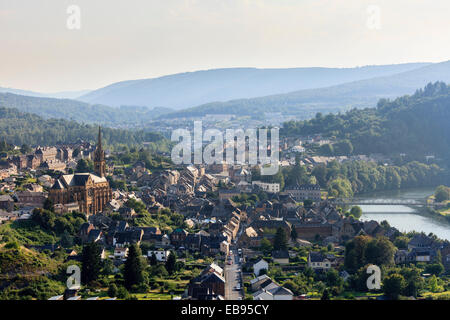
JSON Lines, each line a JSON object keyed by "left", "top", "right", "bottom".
{"left": 133, "top": 292, "right": 174, "bottom": 300}
{"left": 0, "top": 220, "right": 57, "bottom": 246}
{"left": 422, "top": 291, "right": 450, "bottom": 300}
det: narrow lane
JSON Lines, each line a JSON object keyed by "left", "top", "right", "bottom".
{"left": 224, "top": 250, "right": 244, "bottom": 300}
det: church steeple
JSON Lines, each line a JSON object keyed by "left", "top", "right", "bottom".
{"left": 94, "top": 126, "right": 106, "bottom": 177}
{"left": 97, "top": 126, "right": 102, "bottom": 151}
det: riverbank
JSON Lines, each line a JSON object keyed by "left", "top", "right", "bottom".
{"left": 420, "top": 205, "right": 450, "bottom": 224}
{"left": 358, "top": 187, "right": 450, "bottom": 241}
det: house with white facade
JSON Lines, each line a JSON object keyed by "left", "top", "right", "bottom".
{"left": 253, "top": 258, "right": 269, "bottom": 276}
{"left": 147, "top": 249, "right": 171, "bottom": 262}
{"left": 252, "top": 181, "right": 280, "bottom": 193}
{"left": 307, "top": 251, "right": 331, "bottom": 271}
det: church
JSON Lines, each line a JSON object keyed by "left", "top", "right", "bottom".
{"left": 49, "top": 128, "right": 112, "bottom": 215}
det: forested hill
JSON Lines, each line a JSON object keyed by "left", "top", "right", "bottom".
{"left": 281, "top": 82, "right": 450, "bottom": 159}
{"left": 0, "top": 107, "right": 170, "bottom": 151}
{"left": 159, "top": 60, "right": 450, "bottom": 119}
{"left": 79, "top": 63, "right": 430, "bottom": 109}
{"left": 0, "top": 92, "right": 172, "bottom": 126}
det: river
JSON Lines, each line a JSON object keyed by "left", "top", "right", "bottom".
{"left": 358, "top": 188, "right": 450, "bottom": 241}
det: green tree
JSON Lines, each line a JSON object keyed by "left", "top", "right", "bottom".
{"left": 393, "top": 236, "right": 410, "bottom": 249}
{"left": 165, "top": 251, "right": 177, "bottom": 275}
{"left": 428, "top": 274, "right": 443, "bottom": 293}
{"left": 321, "top": 288, "right": 330, "bottom": 300}
{"left": 435, "top": 185, "right": 450, "bottom": 202}
{"left": 20, "top": 144, "right": 31, "bottom": 154}
{"left": 345, "top": 236, "right": 395, "bottom": 272}
{"left": 383, "top": 273, "right": 405, "bottom": 300}
{"left": 60, "top": 230, "right": 74, "bottom": 248}
{"left": 117, "top": 286, "right": 130, "bottom": 299}
{"left": 290, "top": 227, "right": 298, "bottom": 241}
{"left": 344, "top": 236, "right": 371, "bottom": 273}
{"left": 425, "top": 263, "right": 444, "bottom": 276}
{"left": 260, "top": 238, "right": 273, "bottom": 254}
{"left": 319, "top": 144, "right": 334, "bottom": 156}
{"left": 124, "top": 244, "right": 145, "bottom": 290}
{"left": 43, "top": 198, "right": 54, "bottom": 211}
{"left": 334, "top": 140, "right": 353, "bottom": 155}
{"left": 328, "top": 178, "right": 353, "bottom": 198}
{"left": 108, "top": 284, "right": 118, "bottom": 297}
{"left": 102, "top": 259, "right": 114, "bottom": 275}
{"left": 81, "top": 242, "right": 102, "bottom": 285}
{"left": 76, "top": 158, "right": 94, "bottom": 173}
{"left": 349, "top": 206, "right": 362, "bottom": 219}
{"left": 400, "top": 266, "right": 423, "bottom": 297}
{"left": 273, "top": 228, "right": 288, "bottom": 251}
{"left": 325, "top": 269, "right": 343, "bottom": 288}
{"left": 364, "top": 237, "right": 396, "bottom": 267}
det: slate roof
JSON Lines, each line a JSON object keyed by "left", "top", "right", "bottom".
{"left": 272, "top": 250, "right": 289, "bottom": 259}
{"left": 408, "top": 234, "right": 435, "bottom": 248}
{"left": 285, "top": 184, "right": 321, "bottom": 191}
{"left": 309, "top": 251, "right": 328, "bottom": 263}
{"left": 51, "top": 173, "right": 107, "bottom": 189}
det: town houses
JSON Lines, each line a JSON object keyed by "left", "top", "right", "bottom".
{"left": 1, "top": 132, "right": 450, "bottom": 302}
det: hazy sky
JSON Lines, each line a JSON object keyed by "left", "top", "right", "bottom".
{"left": 1, "top": 0, "right": 449, "bottom": 92}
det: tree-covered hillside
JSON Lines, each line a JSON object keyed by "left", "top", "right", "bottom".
{"left": 0, "top": 107, "right": 170, "bottom": 151}
{"left": 79, "top": 64, "right": 430, "bottom": 109}
{"left": 159, "top": 61, "right": 450, "bottom": 119}
{"left": 0, "top": 92, "right": 172, "bottom": 126}
{"left": 281, "top": 82, "right": 450, "bottom": 159}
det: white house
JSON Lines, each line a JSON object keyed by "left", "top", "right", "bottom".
{"left": 148, "top": 250, "right": 171, "bottom": 262}
{"left": 114, "top": 247, "right": 129, "bottom": 260}
{"left": 253, "top": 258, "right": 269, "bottom": 276}
{"left": 307, "top": 252, "right": 331, "bottom": 271}
{"left": 252, "top": 181, "right": 280, "bottom": 193}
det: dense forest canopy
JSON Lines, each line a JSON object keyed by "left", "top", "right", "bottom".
{"left": 0, "top": 107, "right": 170, "bottom": 151}
{"left": 255, "top": 158, "right": 447, "bottom": 197}
{"left": 281, "top": 82, "right": 450, "bottom": 159}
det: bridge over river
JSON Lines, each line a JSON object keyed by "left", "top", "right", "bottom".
{"left": 332, "top": 198, "right": 428, "bottom": 206}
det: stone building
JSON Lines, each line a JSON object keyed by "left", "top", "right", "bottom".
{"left": 49, "top": 128, "right": 112, "bottom": 215}
{"left": 284, "top": 184, "right": 322, "bottom": 201}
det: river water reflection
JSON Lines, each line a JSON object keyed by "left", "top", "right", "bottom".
{"left": 358, "top": 188, "right": 450, "bottom": 241}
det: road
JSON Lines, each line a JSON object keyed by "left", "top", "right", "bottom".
{"left": 224, "top": 250, "right": 244, "bottom": 300}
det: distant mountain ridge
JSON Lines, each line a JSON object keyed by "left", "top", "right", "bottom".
{"left": 0, "top": 87, "right": 90, "bottom": 99}
{"left": 160, "top": 60, "right": 450, "bottom": 119}
{"left": 78, "top": 63, "right": 431, "bottom": 109}
{"left": 2, "top": 61, "right": 450, "bottom": 125}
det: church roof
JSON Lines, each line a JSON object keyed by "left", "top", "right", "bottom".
{"left": 51, "top": 180, "right": 65, "bottom": 190}
{"left": 52, "top": 173, "right": 107, "bottom": 189}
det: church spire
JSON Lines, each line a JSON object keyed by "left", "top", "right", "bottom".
{"left": 94, "top": 126, "right": 106, "bottom": 177}
{"left": 97, "top": 126, "right": 102, "bottom": 151}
